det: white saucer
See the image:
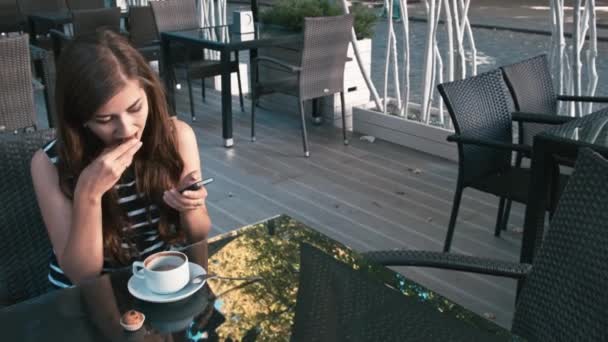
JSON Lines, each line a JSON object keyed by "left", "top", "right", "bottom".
{"left": 128, "top": 262, "right": 207, "bottom": 303}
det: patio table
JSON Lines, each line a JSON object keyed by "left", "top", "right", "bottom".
{"left": 0, "top": 215, "right": 515, "bottom": 341}
{"left": 160, "top": 24, "right": 301, "bottom": 147}
{"left": 521, "top": 109, "right": 608, "bottom": 264}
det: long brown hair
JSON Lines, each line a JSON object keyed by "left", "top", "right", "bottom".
{"left": 54, "top": 30, "right": 184, "bottom": 264}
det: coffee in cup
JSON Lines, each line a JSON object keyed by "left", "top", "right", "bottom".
{"left": 132, "top": 251, "right": 190, "bottom": 294}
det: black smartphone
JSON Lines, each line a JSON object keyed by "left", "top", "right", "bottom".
{"left": 179, "top": 178, "right": 214, "bottom": 193}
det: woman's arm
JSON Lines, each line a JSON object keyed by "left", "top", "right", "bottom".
{"left": 31, "top": 139, "right": 142, "bottom": 285}
{"left": 164, "top": 119, "right": 212, "bottom": 243}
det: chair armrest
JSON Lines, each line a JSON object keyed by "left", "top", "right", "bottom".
{"left": 557, "top": 95, "right": 608, "bottom": 103}
{"left": 362, "top": 250, "right": 532, "bottom": 280}
{"left": 447, "top": 134, "right": 532, "bottom": 154}
{"left": 511, "top": 111, "right": 574, "bottom": 125}
{"left": 254, "top": 56, "right": 301, "bottom": 73}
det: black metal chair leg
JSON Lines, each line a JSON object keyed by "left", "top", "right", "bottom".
{"left": 495, "top": 197, "right": 506, "bottom": 237}
{"left": 250, "top": 60, "right": 257, "bottom": 142}
{"left": 298, "top": 99, "right": 310, "bottom": 157}
{"left": 501, "top": 200, "right": 512, "bottom": 232}
{"left": 502, "top": 151, "right": 524, "bottom": 231}
{"left": 201, "top": 77, "right": 206, "bottom": 103}
{"left": 444, "top": 183, "right": 464, "bottom": 252}
{"left": 236, "top": 64, "right": 244, "bottom": 112}
{"left": 340, "top": 91, "right": 348, "bottom": 145}
{"left": 186, "top": 71, "right": 195, "bottom": 121}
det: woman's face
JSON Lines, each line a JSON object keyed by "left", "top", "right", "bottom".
{"left": 86, "top": 78, "right": 149, "bottom": 147}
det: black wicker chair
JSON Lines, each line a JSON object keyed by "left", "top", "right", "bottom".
{"left": 50, "top": 7, "right": 121, "bottom": 59}
{"left": 29, "top": 44, "right": 57, "bottom": 128}
{"left": 0, "top": 129, "right": 56, "bottom": 307}
{"left": 0, "top": 34, "right": 38, "bottom": 132}
{"left": 65, "top": 0, "right": 105, "bottom": 10}
{"left": 0, "top": 0, "right": 25, "bottom": 33}
{"left": 499, "top": 55, "right": 581, "bottom": 234}
{"left": 437, "top": 69, "right": 567, "bottom": 252}
{"left": 363, "top": 148, "right": 608, "bottom": 341}
{"left": 250, "top": 14, "right": 353, "bottom": 157}
{"left": 150, "top": 0, "right": 244, "bottom": 121}
{"left": 127, "top": 5, "right": 160, "bottom": 63}
{"left": 18, "top": 0, "right": 68, "bottom": 48}
{"left": 501, "top": 54, "right": 608, "bottom": 149}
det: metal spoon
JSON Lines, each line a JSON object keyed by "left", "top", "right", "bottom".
{"left": 191, "top": 273, "right": 262, "bottom": 284}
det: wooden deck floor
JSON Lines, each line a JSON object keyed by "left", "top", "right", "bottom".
{"left": 34, "top": 76, "right": 524, "bottom": 329}
{"left": 171, "top": 83, "right": 526, "bottom": 329}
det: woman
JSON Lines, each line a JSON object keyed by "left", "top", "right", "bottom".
{"left": 31, "top": 30, "right": 211, "bottom": 288}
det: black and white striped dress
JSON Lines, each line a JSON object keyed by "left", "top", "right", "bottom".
{"left": 43, "top": 140, "right": 171, "bottom": 288}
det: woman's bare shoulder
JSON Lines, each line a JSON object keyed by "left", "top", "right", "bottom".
{"left": 171, "top": 118, "right": 197, "bottom": 144}
{"left": 31, "top": 149, "right": 56, "bottom": 174}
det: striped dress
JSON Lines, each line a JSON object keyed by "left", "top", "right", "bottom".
{"left": 43, "top": 140, "right": 171, "bottom": 288}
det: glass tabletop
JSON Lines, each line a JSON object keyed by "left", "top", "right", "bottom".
{"left": 0, "top": 215, "right": 515, "bottom": 341}
{"left": 161, "top": 24, "right": 301, "bottom": 51}
{"left": 540, "top": 108, "right": 608, "bottom": 150}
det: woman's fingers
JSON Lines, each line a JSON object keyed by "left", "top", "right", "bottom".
{"left": 113, "top": 140, "right": 143, "bottom": 167}
{"left": 163, "top": 189, "right": 205, "bottom": 211}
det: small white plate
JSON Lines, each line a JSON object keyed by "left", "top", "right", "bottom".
{"left": 128, "top": 262, "right": 207, "bottom": 303}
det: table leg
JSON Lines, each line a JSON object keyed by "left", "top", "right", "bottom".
{"left": 221, "top": 50, "right": 234, "bottom": 148}
{"left": 160, "top": 36, "right": 176, "bottom": 115}
{"left": 521, "top": 138, "right": 553, "bottom": 264}
{"left": 312, "top": 99, "right": 323, "bottom": 125}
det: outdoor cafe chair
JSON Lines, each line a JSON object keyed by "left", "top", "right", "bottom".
{"left": 150, "top": 0, "right": 244, "bottom": 121}
{"left": 65, "top": 0, "right": 105, "bottom": 11}
{"left": 0, "top": 0, "right": 25, "bottom": 33}
{"left": 502, "top": 54, "right": 608, "bottom": 150}
{"left": 0, "top": 33, "right": 38, "bottom": 132}
{"left": 499, "top": 54, "right": 605, "bottom": 234}
{"left": 0, "top": 129, "right": 55, "bottom": 306}
{"left": 363, "top": 148, "right": 608, "bottom": 341}
{"left": 50, "top": 6, "right": 121, "bottom": 59}
{"left": 127, "top": 5, "right": 161, "bottom": 64}
{"left": 250, "top": 14, "right": 353, "bottom": 157}
{"left": 18, "top": 0, "right": 68, "bottom": 46}
{"left": 437, "top": 69, "right": 568, "bottom": 252}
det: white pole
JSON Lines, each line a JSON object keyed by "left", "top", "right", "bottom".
{"left": 421, "top": 0, "right": 437, "bottom": 121}
{"left": 390, "top": 28, "right": 402, "bottom": 111}
{"left": 443, "top": 0, "right": 454, "bottom": 82}
{"left": 383, "top": 0, "right": 394, "bottom": 113}
{"left": 585, "top": 0, "right": 598, "bottom": 114}
{"left": 573, "top": 0, "right": 583, "bottom": 116}
{"left": 398, "top": 0, "right": 411, "bottom": 117}
{"left": 340, "top": 0, "right": 384, "bottom": 111}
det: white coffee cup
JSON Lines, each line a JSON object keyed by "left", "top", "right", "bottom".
{"left": 132, "top": 251, "right": 190, "bottom": 294}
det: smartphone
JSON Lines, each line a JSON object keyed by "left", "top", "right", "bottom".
{"left": 179, "top": 178, "right": 214, "bottom": 193}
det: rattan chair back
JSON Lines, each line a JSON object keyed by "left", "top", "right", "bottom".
{"left": 501, "top": 54, "right": 557, "bottom": 146}
{"left": 66, "top": 0, "right": 105, "bottom": 10}
{"left": 128, "top": 5, "right": 158, "bottom": 47}
{"left": 299, "top": 14, "right": 353, "bottom": 101}
{"left": 512, "top": 148, "right": 608, "bottom": 340}
{"left": 0, "top": 34, "right": 37, "bottom": 131}
{"left": 0, "top": 0, "right": 24, "bottom": 33}
{"left": 437, "top": 69, "right": 514, "bottom": 184}
{"left": 150, "top": 0, "right": 198, "bottom": 33}
{"left": 0, "top": 129, "right": 56, "bottom": 305}
{"left": 72, "top": 7, "right": 121, "bottom": 37}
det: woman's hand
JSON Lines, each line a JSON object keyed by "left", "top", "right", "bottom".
{"left": 76, "top": 138, "right": 142, "bottom": 201}
{"left": 163, "top": 170, "right": 208, "bottom": 212}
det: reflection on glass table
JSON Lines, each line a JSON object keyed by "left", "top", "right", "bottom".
{"left": 0, "top": 215, "right": 515, "bottom": 341}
